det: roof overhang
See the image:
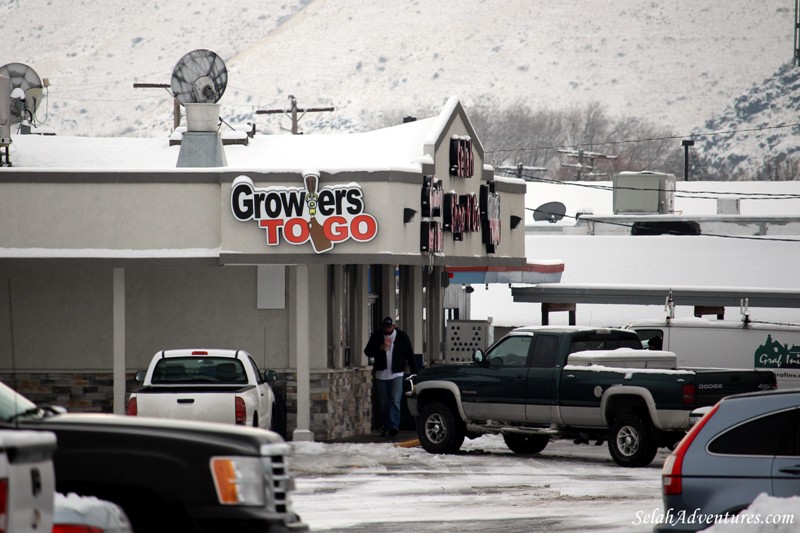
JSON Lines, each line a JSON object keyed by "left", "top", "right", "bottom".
{"left": 511, "top": 283, "right": 800, "bottom": 308}
{"left": 447, "top": 262, "right": 564, "bottom": 285}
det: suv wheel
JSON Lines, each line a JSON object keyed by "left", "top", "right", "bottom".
{"left": 418, "top": 402, "right": 465, "bottom": 454}
{"left": 608, "top": 414, "right": 657, "bottom": 467}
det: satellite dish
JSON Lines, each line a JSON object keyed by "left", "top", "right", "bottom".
{"left": 532, "top": 201, "right": 567, "bottom": 223}
{"left": 0, "top": 62, "right": 45, "bottom": 124}
{"left": 170, "top": 49, "right": 228, "bottom": 106}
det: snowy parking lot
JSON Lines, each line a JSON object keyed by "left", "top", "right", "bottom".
{"left": 290, "top": 434, "right": 669, "bottom": 532}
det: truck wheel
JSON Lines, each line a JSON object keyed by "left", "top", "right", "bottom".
{"left": 418, "top": 402, "right": 465, "bottom": 454}
{"left": 503, "top": 434, "right": 549, "bottom": 455}
{"left": 608, "top": 414, "right": 657, "bottom": 467}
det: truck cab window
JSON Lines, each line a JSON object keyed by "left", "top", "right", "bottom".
{"left": 485, "top": 336, "right": 532, "bottom": 367}
{"left": 531, "top": 335, "right": 559, "bottom": 368}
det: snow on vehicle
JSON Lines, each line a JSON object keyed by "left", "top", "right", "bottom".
{"left": 626, "top": 315, "right": 800, "bottom": 389}
{"left": 127, "top": 349, "right": 278, "bottom": 430}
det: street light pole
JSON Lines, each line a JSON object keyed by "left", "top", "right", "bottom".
{"left": 682, "top": 139, "right": 695, "bottom": 181}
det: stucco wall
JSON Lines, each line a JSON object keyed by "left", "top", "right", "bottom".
{"left": 0, "top": 264, "right": 291, "bottom": 372}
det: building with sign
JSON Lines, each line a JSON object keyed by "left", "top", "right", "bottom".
{"left": 0, "top": 97, "right": 561, "bottom": 440}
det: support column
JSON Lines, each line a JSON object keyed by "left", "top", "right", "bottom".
{"left": 381, "top": 264, "right": 397, "bottom": 321}
{"left": 113, "top": 267, "right": 125, "bottom": 415}
{"left": 426, "top": 266, "right": 444, "bottom": 363}
{"left": 332, "top": 265, "right": 345, "bottom": 368}
{"left": 399, "top": 266, "right": 424, "bottom": 357}
{"left": 354, "top": 265, "right": 370, "bottom": 366}
{"left": 292, "top": 265, "right": 314, "bottom": 442}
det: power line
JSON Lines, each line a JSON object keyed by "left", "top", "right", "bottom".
{"left": 487, "top": 122, "right": 800, "bottom": 156}
{"left": 497, "top": 170, "right": 800, "bottom": 200}
{"left": 524, "top": 207, "right": 800, "bottom": 242}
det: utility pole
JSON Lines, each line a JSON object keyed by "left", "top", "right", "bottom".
{"left": 795, "top": 0, "right": 800, "bottom": 66}
{"left": 132, "top": 83, "right": 181, "bottom": 131}
{"left": 681, "top": 139, "right": 695, "bottom": 181}
{"left": 256, "top": 95, "right": 335, "bottom": 134}
{"left": 495, "top": 163, "right": 547, "bottom": 181}
{"left": 558, "top": 148, "right": 617, "bottom": 180}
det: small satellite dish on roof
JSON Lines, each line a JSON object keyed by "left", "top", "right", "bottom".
{"left": 0, "top": 62, "right": 46, "bottom": 126}
{"left": 532, "top": 201, "right": 567, "bottom": 223}
{"left": 170, "top": 49, "right": 228, "bottom": 106}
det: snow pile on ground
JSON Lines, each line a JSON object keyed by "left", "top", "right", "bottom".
{"left": 701, "top": 494, "right": 800, "bottom": 532}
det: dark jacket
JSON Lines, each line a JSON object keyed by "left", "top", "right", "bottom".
{"left": 364, "top": 328, "right": 419, "bottom": 375}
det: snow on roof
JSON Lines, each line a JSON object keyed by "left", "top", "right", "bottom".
{"left": 1, "top": 115, "right": 439, "bottom": 173}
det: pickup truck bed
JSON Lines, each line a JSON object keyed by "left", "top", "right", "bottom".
{"left": 131, "top": 384, "right": 260, "bottom": 425}
{"left": 127, "top": 349, "right": 276, "bottom": 430}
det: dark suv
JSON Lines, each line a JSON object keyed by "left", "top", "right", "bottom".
{"left": 657, "top": 388, "right": 800, "bottom": 531}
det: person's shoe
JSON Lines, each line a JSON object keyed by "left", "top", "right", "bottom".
{"left": 388, "top": 427, "right": 399, "bottom": 437}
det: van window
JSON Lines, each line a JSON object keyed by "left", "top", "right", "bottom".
{"left": 635, "top": 329, "right": 664, "bottom": 350}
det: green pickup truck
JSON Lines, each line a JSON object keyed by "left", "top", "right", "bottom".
{"left": 407, "top": 326, "right": 777, "bottom": 467}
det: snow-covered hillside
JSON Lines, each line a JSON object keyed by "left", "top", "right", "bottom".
{"left": 699, "top": 62, "right": 800, "bottom": 180}
{"left": 1, "top": 0, "right": 792, "bottom": 141}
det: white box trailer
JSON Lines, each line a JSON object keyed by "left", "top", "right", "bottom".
{"left": 625, "top": 317, "right": 800, "bottom": 389}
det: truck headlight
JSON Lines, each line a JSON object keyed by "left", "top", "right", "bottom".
{"left": 210, "top": 456, "right": 265, "bottom": 505}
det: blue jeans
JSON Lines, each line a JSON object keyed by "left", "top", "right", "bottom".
{"left": 375, "top": 376, "right": 403, "bottom": 431}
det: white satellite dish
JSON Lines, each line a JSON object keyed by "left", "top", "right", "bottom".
{"left": 170, "top": 49, "right": 228, "bottom": 106}
{"left": 0, "top": 62, "right": 45, "bottom": 125}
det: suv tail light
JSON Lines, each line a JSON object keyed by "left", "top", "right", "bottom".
{"left": 235, "top": 397, "right": 246, "bottom": 425}
{"left": 0, "top": 477, "right": 7, "bottom": 533}
{"left": 662, "top": 402, "right": 720, "bottom": 496}
{"left": 53, "top": 526, "right": 104, "bottom": 533}
{"left": 126, "top": 397, "right": 137, "bottom": 416}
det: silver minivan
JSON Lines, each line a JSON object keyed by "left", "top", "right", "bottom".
{"left": 656, "top": 388, "right": 800, "bottom": 532}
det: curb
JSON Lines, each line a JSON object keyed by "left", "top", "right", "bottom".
{"left": 393, "top": 438, "right": 420, "bottom": 448}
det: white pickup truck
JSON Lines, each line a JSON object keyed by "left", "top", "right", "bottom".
{"left": 0, "top": 429, "right": 56, "bottom": 532}
{"left": 126, "top": 349, "right": 277, "bottom": 430}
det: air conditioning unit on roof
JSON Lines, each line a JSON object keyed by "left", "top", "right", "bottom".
{"left": 612, "top": 171, "right": 675, "bottom": 214}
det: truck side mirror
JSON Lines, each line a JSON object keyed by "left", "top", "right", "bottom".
{"left": 134, "top": 370, "right": 147, "bottom": 383}
{"left": 264, "top": 370, "right": 278, "bottom": 382}
{"left": 473, "top": 349, "right": 484, "bottom": 364}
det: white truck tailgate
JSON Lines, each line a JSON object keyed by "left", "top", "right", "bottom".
{"left": 136, "top": 391, "right": 237, "bottom": 424}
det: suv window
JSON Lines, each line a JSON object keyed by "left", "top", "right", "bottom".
{"left": 708, "top": 408, "right": 800, "bottom": 456}
{"left": 485, "top": 336, "right": 532, "bottom": 367}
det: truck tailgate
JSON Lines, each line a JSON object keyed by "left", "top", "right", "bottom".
{"left": 691, "top": 368, "right": 777, "bottom": 406}
{"left": 134, "top": 386, "right": 247, "bottom": 424}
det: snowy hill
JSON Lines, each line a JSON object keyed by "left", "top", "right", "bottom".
{"left": 698, "top": 62, "right": 800, "bottom": 180}
{"left": 1, "top": 0, "right": 793, "bottom": 145}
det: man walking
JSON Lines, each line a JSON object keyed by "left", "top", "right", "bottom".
{"left": 364, "top": 316, "right": 419, "bottom": 437}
